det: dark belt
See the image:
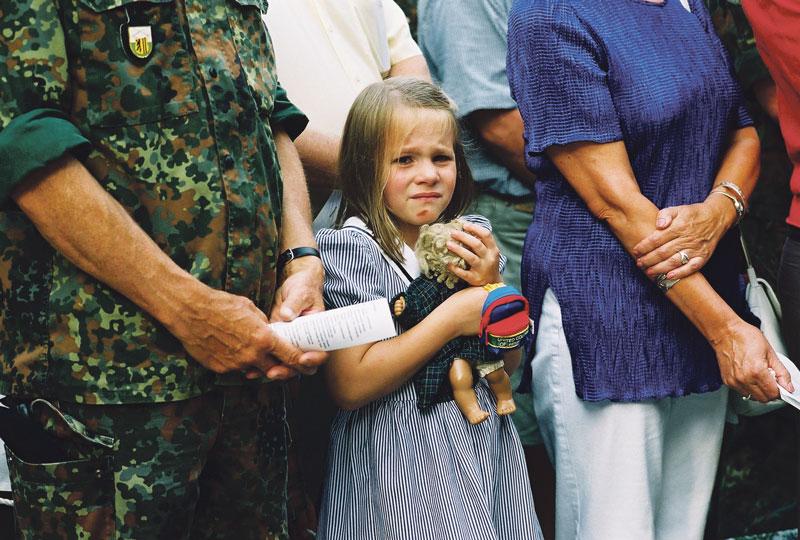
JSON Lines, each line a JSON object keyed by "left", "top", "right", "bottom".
{"left": 788, "top": 225, "right": 800, "bottom": 242}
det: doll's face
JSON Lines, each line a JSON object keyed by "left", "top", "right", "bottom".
{"left": 383, "top": 108, "right": 457, "bottom": 246}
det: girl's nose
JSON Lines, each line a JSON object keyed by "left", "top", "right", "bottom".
{"left": 415, "top": 160, "right": 439, "bottom": 183}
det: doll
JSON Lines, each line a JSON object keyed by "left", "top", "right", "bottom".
{"left": 391, "top": 220, "right": 531, "bottom": 425}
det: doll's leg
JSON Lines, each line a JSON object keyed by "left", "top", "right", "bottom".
{"left": 485, "top": 366, "right": 517, "bottom": 416}
{"left": 450, "top": 358, "right": 490, "bottom": 425}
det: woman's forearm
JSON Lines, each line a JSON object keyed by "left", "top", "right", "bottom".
{"left": 708, "top": 126, "right": 760, "bottom": 224}
{"left": 548, "top": 141, "right": 742, "bottom": 343}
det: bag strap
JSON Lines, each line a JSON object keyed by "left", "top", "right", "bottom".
{"left": 740, "top": 229, "right": 783, "bottom": 320}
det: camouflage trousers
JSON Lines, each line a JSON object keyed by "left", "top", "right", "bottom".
{"left": 5, "top": 384, "right": 288, "bottom": 540}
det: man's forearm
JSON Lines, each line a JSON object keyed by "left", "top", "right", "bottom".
{"left": 12, "top": 153, "right": 320, "bottom": 377}
{"left": 274, "top": 125, "right": 316, "bottom": 250}
{"left": 293, "top": 129, "right": 340, "bottom": 190}
{"left": 12, "top": 155, "right": 201, "bottom": 330}
{"left": 387, "top": 55, "right": 431, "bottom": 81}
{"left": 470, "top": 108, "right": 537, "bottom": 187}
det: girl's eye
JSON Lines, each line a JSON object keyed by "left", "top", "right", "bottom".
{"left": 395, "top": 155, "right": 413, "bottom": 165}
{"left": 434, "top": 154, "right": 454, "bottom": 162}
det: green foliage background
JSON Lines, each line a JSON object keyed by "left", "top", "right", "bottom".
{"left": 396, "top": 0, "right": 418, "bottom": 36}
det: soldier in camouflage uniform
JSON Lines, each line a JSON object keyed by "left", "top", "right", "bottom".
{"left": 0, "top": 1, "right": 327, "bottom": 538}
{"left": 704, "top": 1, "right": 797, "bottom": 538}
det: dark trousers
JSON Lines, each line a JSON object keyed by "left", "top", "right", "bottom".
{"left": 777, "top": 231, "right": 800, "bottom": 534}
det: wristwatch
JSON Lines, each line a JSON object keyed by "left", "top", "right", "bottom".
{"left": 277, "top": 247, "right": 321, "bottom": 274}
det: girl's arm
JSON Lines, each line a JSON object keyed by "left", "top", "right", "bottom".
{"left": 326, "top": 286, "right": 488, "bottom": 410}
{"left": 547, "top": 139, "right": 790, "bottom": 402}
{"left": 632, "top": 127, "right": 760, "bottom": 279}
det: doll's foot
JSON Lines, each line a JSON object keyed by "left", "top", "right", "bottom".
{"left": 465, "top": 408, "right": 490, "bottom": 425}
{"left": 393, "top": 296, "right": 406, "bottom": 317}
{"left": 495, "top": 399, "right": 517, "bottom": 416}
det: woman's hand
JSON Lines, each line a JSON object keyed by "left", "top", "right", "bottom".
{"left": 632, "top": 196, "right": 735, "bottom": 280}
{"left": 443, "top": 285, "right": 490, "bottom": 337}
{"left": 446, "top": 222, "right": 502, "bottom": 286}
{"left": 712, "top": 320, "right": 794, "bottom": 402}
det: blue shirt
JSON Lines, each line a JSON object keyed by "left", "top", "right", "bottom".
{"left": 507, "top": 0, "right": 752, "bottom": 401}
{"left": 417, "top": 0, "right": 533, "bottom": 200}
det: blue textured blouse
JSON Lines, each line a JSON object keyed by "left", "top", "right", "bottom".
{"left": 507, "top": 0, "right": 752, "bottom": 401}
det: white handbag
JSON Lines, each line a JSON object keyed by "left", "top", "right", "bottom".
{"left": 731, "top": 233, "right": 788, "bottom": 417}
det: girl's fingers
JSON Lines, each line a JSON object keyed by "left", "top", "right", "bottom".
{"left": 461, "top": 222, "right": 495, "bottom": 247}
{"left": 447, "top": 241, "right": 479, "bottom": 265}
{"left": 449, "top": 229, "right": 484, "bottom": 253}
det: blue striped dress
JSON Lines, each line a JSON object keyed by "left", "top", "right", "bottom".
{"left": 315, "top": 216, "right": 542, "bottom": 540}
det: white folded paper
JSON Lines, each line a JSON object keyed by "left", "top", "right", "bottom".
{"left": 270, "top": 299, "right": 397, "bottom": 352}
{"left": 777, "top": 353, "right": 800, "bottom": 411}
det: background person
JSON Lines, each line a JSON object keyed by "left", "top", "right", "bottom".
{"left": 700, "top": 1, "right": 797, "bottom": 536}
{"left": 739, "top": 1, "right": 800, "bottom": 534}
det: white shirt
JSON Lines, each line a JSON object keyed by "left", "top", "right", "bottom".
{"left": 264, "top": 0, "right": 423, "bottom": 137}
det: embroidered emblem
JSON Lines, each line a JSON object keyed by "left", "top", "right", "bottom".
{"left": 127, "top": 26, "right": 153, "bottom": 60}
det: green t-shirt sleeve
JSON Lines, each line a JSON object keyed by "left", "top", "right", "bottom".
{"left": 0, "top": 108, "right": 92, "bottom": 206}
{"left": 271, "top": 83, "right": 308, "bottom": 141}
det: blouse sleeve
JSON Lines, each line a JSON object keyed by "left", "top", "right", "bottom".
{"left": 507, "top": 1, "right": 623, "bottom": 173}
{"left": 461, "top": 214, "right": 507, "bottom": 275}
{"left": 316, "top": 228, "right": 390, "bottom": 310}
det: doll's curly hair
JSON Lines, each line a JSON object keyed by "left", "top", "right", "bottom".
{"left": 415, "top": 221, "right": 467, "bottom": 289}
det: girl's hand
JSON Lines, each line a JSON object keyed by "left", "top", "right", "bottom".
{"left": 712, "top": 320, "right": 793, "bottom": 402}
{"left": 632, "top": 197, "right": 734, "bottom": 280}
{"left": 443, "top": 286, "right": 490, "bottom": 336}
{"left": 446, "top": 222, "right": 502, "bottom": 286}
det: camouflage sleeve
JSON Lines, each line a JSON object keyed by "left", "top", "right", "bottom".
{"left": 271, "top": 83, "right": 308, "bottom": 141}
{"left": 0, "top": 1, "right": 89, "bottom": 204}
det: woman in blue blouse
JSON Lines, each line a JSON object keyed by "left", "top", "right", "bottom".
{"left": 507, "top": 0, "right": 792, "bottom": 538}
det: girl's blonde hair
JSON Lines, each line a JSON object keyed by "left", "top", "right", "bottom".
{"left": 339, "top": 77, "right": 474, "bottom": 264}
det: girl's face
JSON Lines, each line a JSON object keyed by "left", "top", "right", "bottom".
{"left": 383, "top": 109, "right": 457, "bottom": 245}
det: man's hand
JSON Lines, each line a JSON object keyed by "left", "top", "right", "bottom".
{"left": 270, "top": 256, "right": 325, "bottom": 322}
{"left": 167, "top": 282, "right": 326, "bottom": 381}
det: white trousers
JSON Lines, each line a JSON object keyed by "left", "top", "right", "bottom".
{"left": 531, "top": 289, "right": 728, "bottom": 540}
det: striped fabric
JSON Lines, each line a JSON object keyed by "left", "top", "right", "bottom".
{"left": 315, "top": 216, "right": 541, "bottom": 540}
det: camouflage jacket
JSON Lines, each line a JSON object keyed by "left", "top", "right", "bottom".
{"left": 0, "top": 0, "right": 302, "bottom": 404}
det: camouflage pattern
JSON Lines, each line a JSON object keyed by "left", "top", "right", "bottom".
{"left": 5, "top": 384, "right": 288, "bottom": 540}
{"left": 0, "top": 0, "right": 283, "bottom": 404}
{"left": 703, "top": 2, "right": 797, "bottom": 538}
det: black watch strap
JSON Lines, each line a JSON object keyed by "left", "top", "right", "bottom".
{"left": 277, "top": 247, "right": 320, "bottom": 273}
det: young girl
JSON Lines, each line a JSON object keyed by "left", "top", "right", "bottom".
{"left": 315, "top": 78, "right": 542, "bottom": 539}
